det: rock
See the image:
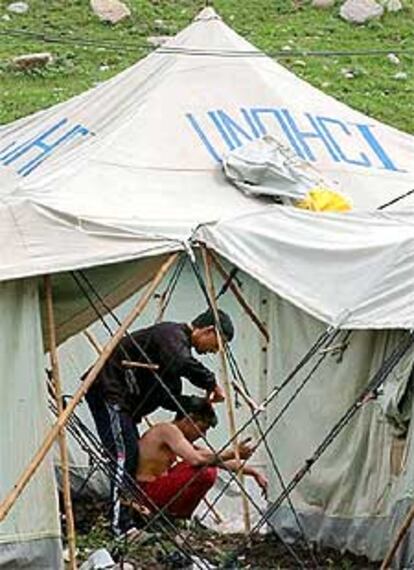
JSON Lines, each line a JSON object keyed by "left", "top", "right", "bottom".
{"left": 7, "top": 2, "right": 29, "bottom": 14}
{"left": 387, "top": 53, "right": 400, "bottom": 65}
{"left": 153, "top": 18, "right": 166, "bottom": 30}
{"left": 147, "top": 35, "right": 171, "bottom": 48}
{"left": 341, "top": 67, "right": 355, "bottom": 79}
{"left": 394, "top": 71, "right": 407, "bottom": 80}
{"left": 385, "top": 0, "right": 403, "bottom": 11}
{"left": 189, "top": 556, "right": 217, "bottom": 569}
{"left": 312, "top": 0, "right": 335, "bottom": 7}
{"left": 79, "top": 548, "right": 114, "bottom": 570}
{"left": 90, "top": 0, "right": 130, "bottom": 24}
{"left": 12, "top": 52, "right": 53, "bottom": 70}
{"left": 340, "top": 0, "right": 384, "bottom": 24}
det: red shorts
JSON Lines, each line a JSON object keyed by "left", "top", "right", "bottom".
{"left": 139, "top": 461, "right": 217, "bottom": 519}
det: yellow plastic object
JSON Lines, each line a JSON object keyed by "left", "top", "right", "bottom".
{"left": 296, "top": 188, "right": 352, "bottom": 213}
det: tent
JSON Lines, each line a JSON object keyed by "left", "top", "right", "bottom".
{"left": 2, "top": 7, "right": 414, "bottom": 567}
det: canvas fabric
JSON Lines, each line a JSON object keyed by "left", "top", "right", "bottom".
{"left": 0, "top": 279, "right": 62, "bottom": 567}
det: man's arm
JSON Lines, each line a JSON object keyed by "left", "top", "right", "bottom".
{"left": 155, "top": 325, "right": 223, "bottom": 401}
{"left": 179, "top": 356, "right": 217, "bottom": 392}
{"left": 161, "top": 426, "right": 254, "bottom": 467}
{"left": 161, "top": 424, "right": 224, "bottom": 466}
{"left": 219, "top": 459, "right": 268, "bottom": 497}
{"left": 179, "top": 357, "right": 225, "bottom": 402}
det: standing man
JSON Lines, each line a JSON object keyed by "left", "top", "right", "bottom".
{"left": 84, "top": 308, "right": 234, "bottom": 534}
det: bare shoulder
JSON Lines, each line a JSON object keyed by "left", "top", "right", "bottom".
{"left": 146, "top": 422, "right": 182, "bottom": 441}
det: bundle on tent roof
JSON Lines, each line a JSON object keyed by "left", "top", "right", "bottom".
{"left": 222, "top": 135, "right": 351, "bottom": 212}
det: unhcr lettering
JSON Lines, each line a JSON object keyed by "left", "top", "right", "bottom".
{"left": 0, "top": 118, "right": 90, "bottom": 177}
{"left": 186, "top": 107, "right": 402, "bottom": 172}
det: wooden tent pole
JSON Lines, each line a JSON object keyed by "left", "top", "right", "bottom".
{"left": 44, "top": 275, "right": 77, "bottom": 570}
{"left": 0, "top": 253, "right": 179, "bottom": 523}
{"left": 201, "top": 246, "right": 251, "bottom": 533}
{"left": 209, "top": 250, "right": 269, "bottom": 343}
{"left": 82, "top": 329, "right": 103, "bottom": 356}
{"left": 381, "top": 502, "right": 414, "bottom": 569}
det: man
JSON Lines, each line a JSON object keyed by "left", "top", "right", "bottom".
{"left": 136, "top": 397, "right": 267, "bottom": 520}
{"left": 84, "top": 309, "right": 234, "bottom": 534}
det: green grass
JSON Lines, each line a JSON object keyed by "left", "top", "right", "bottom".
{"left": 0, "top": 0, "right": 413, "bottom": 131}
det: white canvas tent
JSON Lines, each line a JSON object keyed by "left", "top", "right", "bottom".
{"left": 2, "top": 7, "right": 414, "bottom": 567}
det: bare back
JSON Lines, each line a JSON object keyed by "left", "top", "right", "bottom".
{"left": 136, "top": 423, "right": 178, "bottom": 482}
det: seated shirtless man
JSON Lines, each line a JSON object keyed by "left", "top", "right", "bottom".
{"left": 136, "top": 396, "right": 267, "bottom": 519}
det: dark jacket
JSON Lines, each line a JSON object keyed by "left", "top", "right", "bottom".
{"left": 86, "top": 322, "right": 217, "bottom": 422}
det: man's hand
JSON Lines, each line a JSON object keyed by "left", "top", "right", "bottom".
{"left": 236, "top": 437, "right": 255, "bottom": 460}
{"left": 253, "top": 471, "right": 268, "bottom": 498}
{"left": 209, "top": 384, "right": 226, "bottom": 403}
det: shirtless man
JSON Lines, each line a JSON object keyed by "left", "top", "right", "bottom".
{"left": 136, "top": 397, "right": 267, "bottom": 519}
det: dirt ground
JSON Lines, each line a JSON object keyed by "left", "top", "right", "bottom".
{"left": 73, "top": 501, "right": 379, "bottom": 569}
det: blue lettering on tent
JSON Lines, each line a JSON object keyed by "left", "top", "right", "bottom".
{"left": 215, "top": 110, "right": 254, "bottom": 148}
{"left": 250, "top": 107, "right": 304, "bottom": 157}
{"left": 281, "top": 110, "right": 340, "bottom": 163}
{"left": 186, "top": 106, "right": 402, "bottom": 173}
{"left": 240, "top": 108, "right": 261, "bottom": 138}
{"left": 0, "top": 118, "right": 90, "bottom": 177}
{"left": 356, "top": 123, "right": 401, "bottom": 172}
{"left": 186, "top": 113, "right": 221, "bottom": 162}
{"left": 208, "top": 111, "right": 236, "bottom": 150}
{"left": 316, "top": 116, "right": 371, "bottom": 167}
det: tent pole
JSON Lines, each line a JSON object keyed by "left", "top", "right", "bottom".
{"left": 82, "top": 329, "right": 103, "bottom": 356}
{"left": 201, "top": 245, "right": 251, "bottom": 533}
{"left": 0, "top": 253, "right": 179, "bottom": 523}
{"left": 209, "top": 250, "right": 269, "bottom": 343}
{"left": 44, "top": 275, "right": 78, "bottom": 570}
{"left": 83, "top": 323, "right": 225, "bottom": 525}
{"left": 381, "top": 503, "right": 414, "bottom": 569}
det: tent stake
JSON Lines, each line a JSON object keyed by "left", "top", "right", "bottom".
{"left": 209, "top": 250, "right": 269, "bottom": 343}
{"left": 381, "top": 502, "right": 414, "bottom": 569}
{"left": 201, "top": 246, "right": 251, "bottom": 533}
{"left": 0, "top": 253, "right": 179, "bottom": 523}
{"left": 44, "top": 275, "right": 78, "bottom": 570}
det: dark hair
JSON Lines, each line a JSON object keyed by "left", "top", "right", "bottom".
{"left": 192, "top": 308, "right": 235, "bottom": 342}
{"left": 175, "top": 396, "right": 218, "bottom": 428}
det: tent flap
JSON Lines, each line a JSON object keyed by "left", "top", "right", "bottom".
{"left": 197, "top": 207, "right": 414, "bottom": 329}
{"left": 0, "top": 279, "right": 62, "bottom": 567}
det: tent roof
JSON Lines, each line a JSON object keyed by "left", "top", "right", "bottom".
{"left": 2, "top": 8, "right": 414, "bottom": 328}
{"left": 199, "top": 206, "right": 414, "bottom": 329}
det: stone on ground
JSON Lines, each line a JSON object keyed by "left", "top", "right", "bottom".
{"left": 340, "top": 0, "right": 384, "bottom": 24}
{"left": 387, "top": 53, "right": 400, "bottom": 65}
{"left": 7, "top": 2, "right": 29, "bottom": 14}
{"left": 394, "top": 71, "right": 407, "bottom": 80}
{"left": 385, "top": 0, "right": 403, "bottom": 12}
{"left": 147, "top": 35, "right": 171, "bottom": 47}
{"left": 90, "top": 0, "right": 131, "bottom": 24}
{"left": 311, "top": 0, "right": 335, "bottom": 8}
{"left": 12, "top": 52, "right": 53, "bottom": 70}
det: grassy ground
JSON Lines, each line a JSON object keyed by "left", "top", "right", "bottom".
{"left": 72, "top": 510, "right": 379, "bottom": 569}
{"left": 0, "top": 0, "right": 413, "bottom": 131}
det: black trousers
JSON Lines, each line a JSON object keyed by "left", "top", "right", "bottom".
{"left": 85, "top": 387, "right": 139, "bottom": 535}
